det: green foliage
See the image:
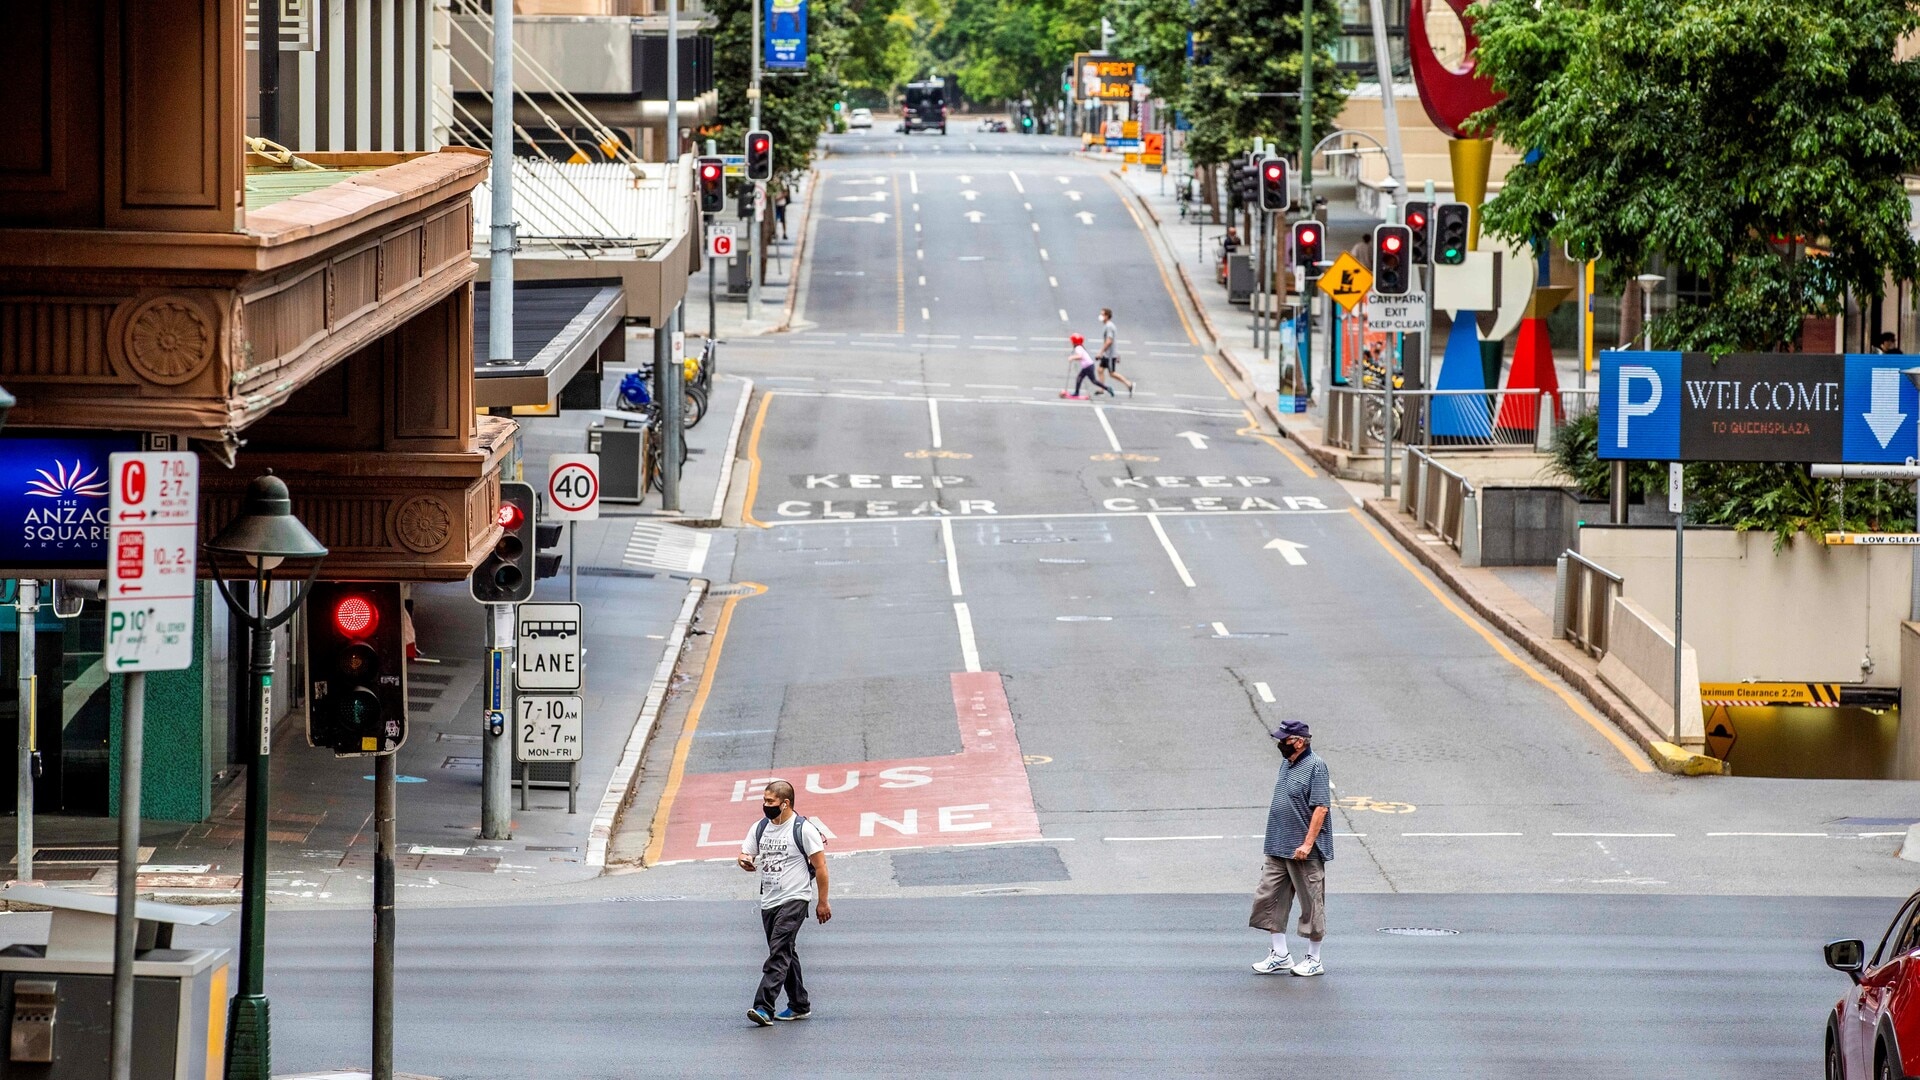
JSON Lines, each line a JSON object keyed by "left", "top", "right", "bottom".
{"left": 1469, "top": 0, "right": 1920, "bottom": 352}
{"left": 937, "top": 0, "right": 1100, "bottom": 103}
{"left": 1182, "top": 0, "right": 1351, "bottom": 167}
{"left": 1547, "top": 414, "right": 1917, "bottom": 548}
{"left": 843, "top": 0, "right": 947, "bottom": 97}
{"left": 709, "top": 0, "right": 852, "bottom": 185}
{"left": 1108, "top": 0, "right": 1192, "bottom": 104}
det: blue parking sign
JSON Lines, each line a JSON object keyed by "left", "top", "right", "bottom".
{"left": 1598, "top": 351, "right": 1681, "bottom": 460}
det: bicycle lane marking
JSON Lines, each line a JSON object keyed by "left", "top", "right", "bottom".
{"left": 653, "top": 672, "right": 1043, "bottom": 862}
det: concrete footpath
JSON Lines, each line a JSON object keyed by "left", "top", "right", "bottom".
{"left": 1114, "top": 166, "right": 1712, "bottom": 776}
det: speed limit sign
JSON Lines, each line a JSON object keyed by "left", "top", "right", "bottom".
{"left": 546, "top": 453, "right": 600, "bottom": 521}
{"left": 707, "top": 225, "right": 736, "bottom": 259}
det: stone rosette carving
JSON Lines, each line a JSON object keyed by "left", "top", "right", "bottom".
{"left": 122, "top": 296, "right": 215, "bottom": 385}
{"left": 393, "top": 495, "right": 454, "bottom": 554}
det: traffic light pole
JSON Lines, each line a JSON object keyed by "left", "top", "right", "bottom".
{"left": 482, "top": 604, "right": 513, "bottom": 840}
{"left": 15, "top": 579, "right": 33, "bottom": 884}
{"left": 748, "top": 0, "right": 762, "bottom": 325}
{"left": 705, "top": 212, "right": 717, "bottom": 339}
{"left": 373, "top": 748, "right": 396, "bottom": 1080}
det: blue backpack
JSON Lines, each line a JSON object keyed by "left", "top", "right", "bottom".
{"left": 751, "top": 815, "right": 818, "bottom": 879}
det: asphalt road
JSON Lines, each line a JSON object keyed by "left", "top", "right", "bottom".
{"left": 168, "top": 892, "right": 1878, "bottom": 1079}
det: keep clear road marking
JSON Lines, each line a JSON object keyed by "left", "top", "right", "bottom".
{"left": 954, "top": 602, "right": 982, "bottom": 672}
{"left": 1146, "top": 514, "right": 1197, "bottom": 588}
{"left": 1254, "top": 682, "right": 1276, "bottom": 703}
{"left": 928, "top": 397, "right": 944, "bottom": 448}
{"left": 1264, "top": 538, "right": 1309, "bottom": 566}
{"left": 1008, "top": 171, "right": 1025, "bottom": 194}
{"left": 941, "top": 518, "right": 963, "bottom": 597}
{"left": 1349, "top": 506, "right": 1654, "bottom": 773}
{"left": 1093, "top": 406, "right": 1123, "bottom": 452}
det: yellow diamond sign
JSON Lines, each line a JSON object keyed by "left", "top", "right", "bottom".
{"left": 1317, "top": 252, "right": 1373, "bottom": 312}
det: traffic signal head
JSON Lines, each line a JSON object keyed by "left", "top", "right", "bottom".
{"left": 1374, "top": 224, "right": 1411, "bottom": 294}
{"left": 1259, "top": 157, "right": 1290, "bottom": 213}
{"left": 471, "top": 481, "right": 536, "bottom": 604}
{"left": 1403, "top": 200, "right": 1431, "bottom": 265}
{"left": 745, "top": 130, "right": 773, "bottom": 182}
{"left": 1292, "top": 220, "right": 1323, "bottom": 268}
{"left": 697, "top": 156, "right": 726, "bottom": 214}
{"left": 306, "top": 581, "right": 407, "bottom": 756}
{"left": 536, "top": 520, "right": 563, "bottom": 581}
{"left": 1022, "top": 113, "right": 1034, "bottom": 130}
{"left": 1434, "top": 202, "right": 1470, "bottom": 265}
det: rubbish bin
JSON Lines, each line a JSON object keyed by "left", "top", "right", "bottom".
{"left": 0, "top": 886, "right": 231, "bottom": 1079}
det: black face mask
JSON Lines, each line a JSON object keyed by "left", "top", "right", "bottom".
{"left": 763, "top": 804, "right": 783, "bottom": 820}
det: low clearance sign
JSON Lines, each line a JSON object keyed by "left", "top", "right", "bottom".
{"left": 1599, "top": 351, "right": 1919, "bottom": 463}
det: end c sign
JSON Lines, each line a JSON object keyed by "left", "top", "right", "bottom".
{"left": 1599, "top": 352, "right": 1680, "bottom": 460}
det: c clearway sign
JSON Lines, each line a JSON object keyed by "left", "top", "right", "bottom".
{"left": 1599, "top": 351, "right": 1920, "bottom": 463}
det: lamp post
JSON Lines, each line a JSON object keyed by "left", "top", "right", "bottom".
{"left": 1635, "top": 273, "right": 1665, "bottom": 349}
{"left": 206, "top": 475, "right": 327, "bottom": 1080}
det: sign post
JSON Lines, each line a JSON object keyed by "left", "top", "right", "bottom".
{"left": 515, "top": 601, "right": 583, "bottom": 810}
{"left": 546, "top": 453, "right": 600, "bottom": 603}
{"left": 1669, "top": 462, "right": 1685, "bottom": 745}
{"left": 105, "top": 450, "right": 197, "bottom": 1080}
{"left": 14, "top": 579, "right": 34, "bottom": 886}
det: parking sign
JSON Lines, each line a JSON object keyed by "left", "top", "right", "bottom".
{"left": 105, "top": 452, "right": 198, "bottom": 672}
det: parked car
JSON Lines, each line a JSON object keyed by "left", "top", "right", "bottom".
{"left": 848, "top": 108, "right": 873, "bottom": 130}
{"left": 1825, "top": 893, "right": 1920, "bottom": 1079}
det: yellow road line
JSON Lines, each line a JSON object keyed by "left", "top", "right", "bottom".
{"left": 893, "top": 172, "right": 906, "bottom": 333}
{"left": 1240, "top": 409, "right": 1317, "bottom": 478}
{"left": 642, "top": 581, "right": 769, "bottom": 866}
{"left": 741, "top": 391, "right": 775, "bottom": 528}
{"left": 1347, "top": 507, "right": 1653, "bottom": 773}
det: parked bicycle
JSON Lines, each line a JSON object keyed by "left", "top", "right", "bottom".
{"left": 1357, "top": 348, "right": 1406, "bottom": 445}
{"left": 616, "top": 365, "right": 706, "bottom": 430}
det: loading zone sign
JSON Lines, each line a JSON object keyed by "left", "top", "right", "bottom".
{"left": 516, "top": 601, "right": 582, "bottom": 691}
{"left": 1365, "top": 291, "right": 1427, "bottom": 332}
{"left": 1600, "top": 351, "right": 1920, "bottom": 463}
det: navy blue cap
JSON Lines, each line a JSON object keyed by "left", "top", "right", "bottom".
{"left": 1270, "top": 720, "right": 1311, "bottom": 740}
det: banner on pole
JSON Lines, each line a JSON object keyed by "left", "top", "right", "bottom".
{"left": 765, "top": 0, "right": 808, "bottom": 70}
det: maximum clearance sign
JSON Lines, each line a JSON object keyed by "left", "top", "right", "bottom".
{"left": 1599, "top": 351, "right": 1920, "bottom": 463}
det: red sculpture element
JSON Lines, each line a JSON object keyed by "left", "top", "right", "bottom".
{"left": 1496, "top": 317, "right": 1562, "bottom": 432}
{"left": 1408, "top": 0, "right": 1504, "bottom": 139}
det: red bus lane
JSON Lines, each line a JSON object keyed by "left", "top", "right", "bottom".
{"left": 655, "top": 672, "right": 1043, "bottom": 862}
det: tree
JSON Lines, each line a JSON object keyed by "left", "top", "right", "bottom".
{"left": 1108, "top": 0, "right": 1191, "bottom": 106}
{"left": 1470, "top": 0, "right": 1920, "bottom": 352}
{"left": 1182, "top": 0, "right": 1349, "bottom": 168}
{"left": 709, "top": 0, "right": 850, "bottom": 182}
{"left": 843, "top": 0, "right": 947, "bottom": 102}
{"left": 937, "top": 0, "right": 1100, "bottom": 104}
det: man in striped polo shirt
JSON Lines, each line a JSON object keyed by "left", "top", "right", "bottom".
{"left": 1250, "top": 720, "right": 1332, "bottom": 977}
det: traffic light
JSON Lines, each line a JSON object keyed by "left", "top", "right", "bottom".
{"left": 745, "top": 130, "right": 773, "bottom": 182}
{"left": 1230, "top": 157, "right": 1258, "bottom": 209}
{"left": 1434, "top": 202, "right": 1470, "bottom": 265}
{"left": 306, "top": 581, "right": 407, "bottom": 756}
{"left": 536, "top": 520, "right": 563, "bottom": 581}
{"left": 697, "top": 156, "right": 725, "bottom": 214}
{"left": 471, "top": 481, "right": 536, "bottom": 604}
{"left": 1259, "top": 157, "right": 1289, "bottom": 213}
{"left": 1373, "top": 224, "right": 1412, "bottom": 294}
{"left": 1021, "top": 111, "right": 1034, "bottom": 131}
{"left": 1291, "top": 220, "right": 1324, "bottom": 269}
{"left": 1403, "top": 200, "right": 1431, "bottom": 265}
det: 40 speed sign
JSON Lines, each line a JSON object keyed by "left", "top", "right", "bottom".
{"left": 547, "top": 453, "right": 599, "bottom": 521}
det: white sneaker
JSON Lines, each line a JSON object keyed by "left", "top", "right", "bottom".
{"left": 1251, "top": 951, "right": 1293, "bottom": 974}
{"left": 1291, "top": 956, "right": 1325, "bottom": 977}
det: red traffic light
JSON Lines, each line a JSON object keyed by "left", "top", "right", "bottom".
{"left": 1407, "top": 211, "right": 1427, "bottom": 228}
{"left": 1264, "top": 165, "right": 1282, "bottom": 181}
{"left": 1383, "top": 235, "right": 1403, "bottom": 253}
{"left": 497, "top": 502, "right": 526, "bottom": 530}
{"left": 1300, "top": 228, "right": 1318, "bottom": 244}
{"left": 752, "top": 137, "right": 768, "bottom": 153}
{"left": 700, "top": 164, "right": 720, "bottom": 181}
{"left": 333, "top": 595, "right": 377, "bottom": 638}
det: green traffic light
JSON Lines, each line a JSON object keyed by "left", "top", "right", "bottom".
{"left": 1443, "top": 247, "right": 1460, "bottom": 259}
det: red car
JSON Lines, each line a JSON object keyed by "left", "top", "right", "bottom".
{"left": 1825, "top": 893, "right": 1920, "bottom": 1079}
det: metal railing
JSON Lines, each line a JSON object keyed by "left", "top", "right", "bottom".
{"left": 1329, "top": 387, "right": 1597, "bottom": 453}
{"left": 1404, "top": 447, "right": 1474, "bottom": 549}
{"left": 1555, "top": 549, "right": 1623, "bottom": 658}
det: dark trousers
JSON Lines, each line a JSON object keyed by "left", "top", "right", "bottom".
{"left": 1073, "top": 366, "right": 1110, "bottom": 397}
{"left": 755, "top": 899, "right": 810, "bottom": 1014}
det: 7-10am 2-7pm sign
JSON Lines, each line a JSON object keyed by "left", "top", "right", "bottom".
{"left": 105, "top": 451, "right": 198, "bottom": 672}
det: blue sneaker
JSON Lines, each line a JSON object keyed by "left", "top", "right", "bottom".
{"left": 747, "top": 1007, "right": 773, "bottom": 1027}
{"left": 774, "top": 1007, "right": 810, "bottom": 1021}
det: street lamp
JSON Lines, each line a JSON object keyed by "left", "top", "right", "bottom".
{"left": 1635, "top": 273, "right": 1666, "bottom": 349}
{"left": 205, "top": 474, "right": 327, "bottom": 1080}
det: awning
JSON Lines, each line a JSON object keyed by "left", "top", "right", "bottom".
{"left": 473, "top": 279, "right": 625, "bottom": 408}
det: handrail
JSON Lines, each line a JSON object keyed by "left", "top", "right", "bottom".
{"left": 1556, "top": 548, "right": 1622, "bottom": 658}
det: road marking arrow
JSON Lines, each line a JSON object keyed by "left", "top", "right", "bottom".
{"left": 1075, "top": 211, "right": 1095, "bottom": 225}
{"left": 836, "top": 192, "right": 888, "bottom": 202}
{"left": 833, "top": 212, "right": 892, "bottom": 223}
{"left": 1864, "top": 367, "right": 1908, "bottom": 449}
{"left": 964, "top": 210, "right": 985, "bottom": 223}
{"left": 1065, "top": 190, "right": 1082, "bottom": 201}
{"left": 961, "top": 190, "right": 979, "bottom": 201}
{"left": 958, "top": 174, "right": 973, "bottom": 184}
{"left": 1176, "top": 431, "right": 1209, "bottom": 449}
{"left": 1056, "top": 176, "right": 1071, "bottom": 184}
{"left": 1264, "top": 538, "right": 1309, "bottom": 566}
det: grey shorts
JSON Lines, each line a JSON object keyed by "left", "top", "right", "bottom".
{"left": 1097, "top": 354, "right": 1119, "bottom": 372}
{"left": 1249, "top": 855, "right": 1325, "bottom": 940}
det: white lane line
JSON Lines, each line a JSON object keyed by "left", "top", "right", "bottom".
{"left": 1254, "top": 682, "right": 1276, "bottom": 703}
{"left": 1105, "top": 835, "right": 1224, "bottom": 842}
{"left": 913, "top": 203, "right": 920, "bottom": 212}
{"left": 1049, "top": 276, "right": 1059, "bottom": 288}
{"left": 941, "top": 517, "right": 962, "bottom": 597}
{"left": 954, "top": 601, "right": 981, "bottom": 672}
{"left": 1861, "top": 832, "right": 1910, "bottom": 837}
{"left": 975, "top": 335, "right": 1018, "bottom": 341}
{"left": 858, "top": 332, "right": 905, "bottom": 337}
{"left": 771, "top": 508, "right": 1349, "bottom": 528}
{"left": 1008, "top": 171, "right": 1025, "bottom": 193}
{"left": 1039, "top": 248, "right": 1049, "bottom": 261}
{"left": 841, "top": 377, "right": 883, "bottom": 384}
{"left": 1212, "top": 621, "right": 1230, "bottom": 637}
{"left": 695, "top": 728, "right": 778, "bottom": 738}
{"left": 1551, "top": 832, "right": 1677, "bottom": 838}
{"left": 915, "top": 222, "right": 923, "bottom": 233}
{"left": 1024, "top": 202, "right": 1033, "bottom": 211}
{"left": 1093, "top": 406, "right": 1123, "bottom": 451}
{"left": 966, "top": 383, "right": 1022, "bottom": 390}
{"left": 928, "top": 397, "right": 943, "bottom": 448}
{"left": 761, "top": 375, "right": 818, "bottom": 382}
{"left": 1058, "top": 308, "right": 1070, "bottom": 322}
{"left": 909, "top": 170, "right": 920, "bottom": 194}
{"left": 919, "top": 275, "right": 927, "bottom": 286}
{"left": 916, "top": 249, "right": 924, "bottom": 261}
{"left": 1706, "top": 832, "right": 1828, "bottom": 837}
{"left": 1146, "top": 513, "right": 1197, "bottom": 588}
{"left": 921, "top": 307, "right": 931, "bottom": 320}
{"left": 1146, "top": 340, "right": 1193, "bottom": 346}
{"left": 1031, "top": 222, "right": 1040, "bottom": 233}
{"left": 1402, "top": 832, "right": 1525, "bottom": 837}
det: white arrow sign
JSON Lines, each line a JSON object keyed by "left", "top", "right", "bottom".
{"left": 840, "top": 177, "right": 886, "bottom": 186}
{"left": 964, "top": 210, "right": 985, "bottom": 223}
{"left": 1065, "top": 190, "right": 1082, "bottom": 201}
{"left": 958, "top": 174, "right": 973, "bottom": 184}
{"left": 1864, "top": 366, "right": 1908, "bottom": 449}
{"left": 961, "top": 190, "right": 979, "bottom": 201}
{"left": 836, "top": 192, "right": 889, "bottom": 202}
{"left": 1075, "top": 211, "right": 1095, "bottom": 225}
{"left": 833, "top": 212, "right": 892, "bottom": 223}
{"left": 1264, "top": 538, "right": 1309, "bottom": 566}
{"left": 1056, "top": 176, "right": 1071, "bottom": 184}
{"left": 1176, "top": 431, "right": 1210, "bottom": 449}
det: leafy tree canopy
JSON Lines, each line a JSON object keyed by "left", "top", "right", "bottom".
{"left": 709, "top": 0, "right": 851, "bottom": 184}
{"left": 1181, "top": 0, "right": 1350, "bottom": 166}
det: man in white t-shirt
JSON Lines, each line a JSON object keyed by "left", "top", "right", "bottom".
{"left": 737, "top": 779, "right": 830, "bottom": 1026}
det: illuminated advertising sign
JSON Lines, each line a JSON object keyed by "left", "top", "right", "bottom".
{"left": 1073, "top": 53, "right": 1136, "bottom": 102}
{"left": 766, "top": 0, "right": 808, "bottom": 70}
{"left": 0, "top": 432, "right": 144, "bottom": 572}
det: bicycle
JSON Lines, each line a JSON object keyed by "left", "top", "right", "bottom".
{"left": 617, "top": 368, "right": 706, "bottom": 430}
{"left": 1357, "top": 350, "right": 1405, "bottom": 445}
{"left": 639, "top": 400, "right": 690, "bottom": 495}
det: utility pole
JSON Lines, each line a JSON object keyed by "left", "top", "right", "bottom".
{"left": 666, "top": 0, "right": 679, "bottom": 165}
{"left": 14, "top": 580, "right": 33, "bottom": 884}
{"left": 1366, "top": 0, "right": 1404, "bottom": 189}
{"left": 372, "top": 749, "right": 396, "bottom": 1080}
{"left": 1299, "top": 0, "right": 1315, "bottom": 215}
{"left": 749, "top": 0, "right": 763, "bottom": 323}
{"left": 482, "top": 0, "right": 516, "bottom": 845}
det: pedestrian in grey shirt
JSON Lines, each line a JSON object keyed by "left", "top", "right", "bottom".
{"left": 1250, "top": 720, "right": 1332, "bottom": 977}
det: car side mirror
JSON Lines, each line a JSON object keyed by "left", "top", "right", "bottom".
{"left": 1826, "top": 939, "right": 1866, "bottom": 983}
